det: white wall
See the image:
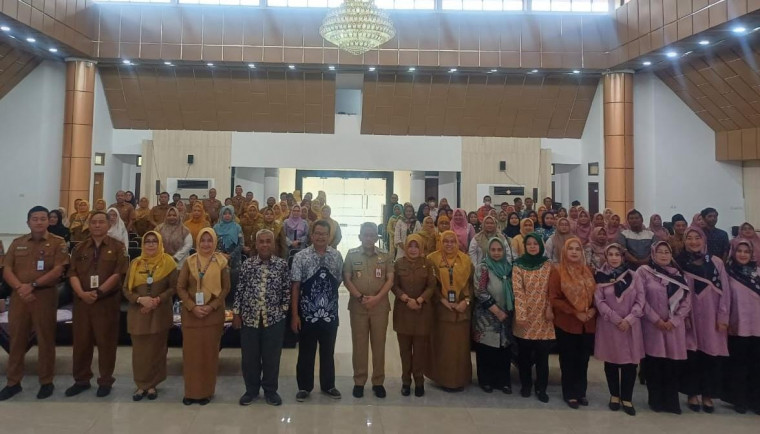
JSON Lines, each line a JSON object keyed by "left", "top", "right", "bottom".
{"left": 234, "top": 167, "right": 265, "bottom": 202}
{"left": 0, "top": 61, "right": 65, "bottom": 234}
{"left": 634, "top": 73, "right": 744, "bottom": 232}
{"left": 91, "top": 70, "right": 119, "bottom": 202}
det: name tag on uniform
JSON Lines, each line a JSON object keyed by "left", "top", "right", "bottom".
{"left": 36, "top": 260, "right": 45, "bottom": 271}
{"left": 90, "top": 276, "right": 99, "bottom": 289}
{"left": 195, "top": 292, "right": 205, "bottom": 305}
{"left": 376, "top": 267, "right": 382, "bottom": 278}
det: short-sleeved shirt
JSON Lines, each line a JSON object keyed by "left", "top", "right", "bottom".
{"left": 231, "top": 196, "right": 247, "bottom": 216}
{"left": 343, "top": 246, "right": 394, "bottom": 312}
{"left": 291, "top": 246, "right": 344, "bottom": 284}
{"left": 109, "top": 202, "right": 136, "bottom": 227}
{"left": 704, "top": 227, "right": 730, "bottom": 259}
{"left": 150, "top": 204, "right": 170, "bottom": 225}
{"left": 68, "top": 235, "right": 129, "bottom": 296}
{"left": 4, "top": 232, "right": 70, "bottom": 287}
{"left": 291, "top": 246, "right": 344, "bottom": 324}
{"left": 617, "top": 228, "right": 656, "bottom": 264}
{"left": 202, "top": 198, "right": 223, "bottom": 222}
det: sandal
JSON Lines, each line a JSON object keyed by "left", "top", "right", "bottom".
{"left": 132, "top": 389, "right": 147, "bottom": 402}
{"left": 147, "top": 388, "right": 158, "bottom": 400}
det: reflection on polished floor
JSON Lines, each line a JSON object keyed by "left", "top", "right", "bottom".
{"left": 0, "top": 291, "right": 758, "bottom": 433}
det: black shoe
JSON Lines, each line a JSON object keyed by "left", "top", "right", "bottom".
{"left": 703, "top": 404, "right": 714, "bottom": 414}
{"left": 502, "top": 386, "right": 512, "bottom": 395}
{"left": 322, "top": 388, "right": 341, "bottom": 399}
{"left": 579, "top": 397, "right": 589, "bottom": 406}
{"left": 372, "top": 385, "right": 386, "bottom": 398}
{"left": 536, "top": 391, "right": 549, "bottom": 403}
{"left": 520, "top": 387, "right": 531, "bottom": 398}
{"left": 239, "top": 393, "right": 257, "bottom": 406}
{"left": 147, "top": 389, "right": 158, "bottom": 400}
{"left": 198, "top": 398, "right": 210, "bottom": 405}
{"left": 414, "top": 386, "right": 425, "bottom": 397}
{"left": 567, "top": 399, "right": 580, "bottom": 409}
{"left": 442, "top": 386, "right": 464, "bottom": 393}
{"left": 37, "top": 383, "right": 54, "bottom": 400}
{"left": 622, "top": 403, "right": 636, "bottom": 416}
{"left": 480, "top": 384, "right": 493, "bottom": 393}
{"left": 96, "top": 386, "right": 111, "bottom": 398}
{"left": 401, "top": 385, "right": 411, "bottom": 396}
{"left": 352, "top": 386, "right": 364, "bottom": 398}
{"left": 182, "top": 398, "right": 194, "bottom": 405}
{"left": 688, "top": 402, "right": 701, "bottom": 412}
{"left": 65, "top": 383, "right": 91, "bottom": 397}
{"left": 265, "top": 392, "right": 282, "bottom": 406}
{"left": 734, "top": 405, "right": 747, "bottom": 414}
{"left": 296, "top": 390, "right": 310, "bottom": 402}
{"left": 132, "top": 389, "right": 147, "bottom": 401}
{"left": 0, "top": 384, "right": 22, "bottom": 401}
{"left": 609, "top": 398, "right": 621, "bottom": 411}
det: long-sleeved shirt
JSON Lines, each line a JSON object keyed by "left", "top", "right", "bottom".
{"left": 234, "top": 255, "right": 291, "bottom": 328}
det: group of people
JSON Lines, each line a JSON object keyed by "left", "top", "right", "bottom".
{"left": 0, "top": 190, "right": 758, "bottom": 419}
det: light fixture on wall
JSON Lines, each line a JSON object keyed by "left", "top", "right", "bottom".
{"left": 551, "top": 164, "right": 555, "bottom": 176}
{"left": 94, "top": 153, "right": 105, "bottom": 166}
{"left": 588, "top": 162, "right": 599, "bottom": 176}
{"left": 320, "top": 0, "right": 396, "bottom": 56}
{"left": 136, "top": 155, "right": 142, "bottom": 167}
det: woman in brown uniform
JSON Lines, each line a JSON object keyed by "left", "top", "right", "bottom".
{"left": 123, "top": 231, "right": 178, "bottom": 401}
{"left": 240, "top": 203, "right": 263, "bottom": 256}
{"left": 69, "top": 200, "right": 91, "bottom": 242}
{"left": 177, "top": 227, "right": 231, "bottom": 405}
{"left": 133, "top": 197, "right": 155, "bottom": 236}
{"left": 392, "top": 234, "right": 436, "bottom": 397}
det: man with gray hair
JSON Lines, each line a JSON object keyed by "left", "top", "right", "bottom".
{"left": 233, "top": 228, "right": 291, "bottom": 406}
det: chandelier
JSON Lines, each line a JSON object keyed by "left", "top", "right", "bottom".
{"left": 320, "top": 0, "right": 396, "bottom": 56}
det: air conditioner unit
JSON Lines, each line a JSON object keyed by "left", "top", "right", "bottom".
{"left": 166, "top": 178, "right": 215, "bottom": 200}
{"left": 476, "top": 184, "right": 526, "bottom": 205}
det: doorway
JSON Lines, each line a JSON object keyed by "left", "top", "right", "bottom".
{"left": 588, "top": 182, "right": 599, "bottom": 215}
{"left": 93, "top": 172, "right": 104, "bottom": 202}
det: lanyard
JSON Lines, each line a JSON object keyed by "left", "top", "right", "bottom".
{"left": 196, "top": 255, "right": 214, "bottom": 281}
{"left": 440, "top": 257, "right": 455, "bottom": 287}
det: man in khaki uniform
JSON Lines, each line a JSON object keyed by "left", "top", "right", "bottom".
{"left": 65, "top": 211, "right": 129, "bottom": 398}
{"left": 109, "top": 190, "right": 136, "bottom": 232}
{"left": 203, "top": 188, "right": 223, "bottom": 225}
{"left": 343, "top": 222, "right": 394, "bottom": 399}
{"left": 150, "top": 191, "right": 171, "bottom": 226}
{"left": 0, "top": 206, "right": 69, "bottom": 401}
{"left": 231, "top": 185, "right": 246, "bottom": 217}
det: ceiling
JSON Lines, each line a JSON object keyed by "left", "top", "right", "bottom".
{"left": 0, "top": 41, "right": 40, "bottom": 100}
{"left": 99, "top": 65, "right": 335, "bottom": 133}
{"left": 361, "top": 72, "right": 599, "bottom": 138}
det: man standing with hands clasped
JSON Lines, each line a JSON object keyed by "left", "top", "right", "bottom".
{"left": 343, "top": 222, "right": 394, "bottom": 399}
{"left": 65, "top": 211, "right": 129, "bottom": 398}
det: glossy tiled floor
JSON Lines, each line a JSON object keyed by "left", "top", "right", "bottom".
{"left": 0, "top": 291, "right": 758, "bottom": 433}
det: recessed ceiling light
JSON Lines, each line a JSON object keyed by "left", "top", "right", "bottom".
{"left": 368, "top": 66, "right": 376, "bottom": 71}
{"left": 643, "top": 61, "right": 652, "bottom": 66}
{"left": 733, "top": 26, "right": 747, "bottom": 34}
{"left": 408, "top": 67, "right": 416, "bottom": 72}
{"left": 207, "top": 63, "right": 214, "bottom": 67}
{"left": 248, "top": 63, "right": 256, "bottom": 69}
{"left": 328, "top": 65, "right": 335, "bottom": 70}
{"left": 491, "top": 69, "right": 498, "bottom": 72}
{"left": 122, "top": 59, "right": 132, "bottom": 65}
{"left": 48, "top": 48, "right": 58, "bottom": 53}
{"left": 698, "top": 40, "right": 710, "bottom": 45}
{"left": 665, "top": 51, "right": 678, "bottom": 58}
{"left": 288, "top": 65, "right": 295, "bottom": 70}
{"left": 449, "top": 68, "right": 457, "bottom": 73}
{"left": 26, "top": 37, "right": 36, "bottom": 43}
{"left": 572, "top": 70, "right": 580, "bottom": 74}
{"left": 0, "top": 26, "right": 10, "bottom": 32}
{"left": 164, "top": 61, "right": 172, "bottom": 65}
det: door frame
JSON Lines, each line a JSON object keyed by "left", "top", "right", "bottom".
{"left": 295, "top": 170, "right": 394, "bottom": 204}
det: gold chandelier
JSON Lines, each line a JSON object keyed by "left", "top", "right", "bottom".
{"left": 320, "top": 0, "right": 396, "bottom": 56}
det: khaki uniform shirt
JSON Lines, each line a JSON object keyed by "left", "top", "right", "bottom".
{"left": 150, "top": 204, "right": 170, "bottom": 226}
{"left": 109, "top": 202, "right": 137, "bottom": 229}
{"left": 343, "top": 246, "right": 394, "bottom": 313}
{"left": 202, "top": 198, "right": 222, "bottom": 223}
{"left": 68, "top": 236, "right": 129, "bottom": 298}
{"left": 4, "top": 232, "right": 69, "bottom": 288}
{"left": 231, "top": 195, "right": 246, "bottom": 217}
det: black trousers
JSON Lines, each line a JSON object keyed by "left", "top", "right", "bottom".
{"left": 241, "top": 320, "right": 285, "bottom": 395}
{"left": 475, "top": 343, "right": 512, "bottom": 389}
{"left": 683, "top": 350, "right": 722, "bottom": 399}
{"left": 555, "top": 328, "right": 594, "bottom": 401}
{"left": 604, "top": 362, "right": 638, "bottom": 402}
{"left": 644, "top": 355, "right": 681, "bottom": 413}
{"left": 727, "top": 336, "right": 760, "bottom": 411}
{"left": 516, "top": 337, "right": 552, "bottom": 393}
{"left": 296, "top": 321, "right": 338, "bottom": 392}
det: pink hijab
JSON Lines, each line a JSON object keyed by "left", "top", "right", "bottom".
{"left": 605, "top": 213, "right": 621, "bottom": 243}
{"left": 731, "top": 222, "right": 760, "bottom": 262}
{"left": 649, "top": 214, "right": 670, "bottom": 242}
{"left": 450, "top": 208, "right": 473, "bottom": 252}
{"left": 574, "top": 210, "right": 592, "bottom": 245}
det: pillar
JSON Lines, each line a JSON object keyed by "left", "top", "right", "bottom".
{"left": 603, "top": 72, "right": 634, "bottom": 217}
{"left": 60, "top": 59, "right": 96, "bottom": 212}
{"left": 264, "top": 168, "right": 280, "bottom": 200}
{"left": 410, "top": 171, "right": 426, "bottom": 206}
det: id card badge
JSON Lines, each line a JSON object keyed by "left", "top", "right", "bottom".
{"left": 195, "top": 292, "right": 205, "bottom": 305}
{"left": 36, "top": 260, "right": 45, "bottom": 271}
{"left": 375, "top": 267, "right": 382, "bottom": 278}
{"left": 447, "top": 290, "right": 457, "bottom": 303}
{"left": 90, "top": 275, "right": 99, "bottom": 289}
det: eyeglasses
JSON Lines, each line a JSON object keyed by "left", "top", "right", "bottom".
{"left": 144, "top": 240, "right": 159, "bottom": 245}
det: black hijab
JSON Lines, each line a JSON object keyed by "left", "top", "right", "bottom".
{"left": 503, "top": 212, "right": 521, "bottom": 238}
{"left": 48, "top": 209, "right": 70, "bottom": 242}
{"left": 416, "top": 203, "right": 429, "bottom": 223}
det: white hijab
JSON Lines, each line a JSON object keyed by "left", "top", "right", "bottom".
{"left": 106, "top": 207, "right": 129, "bottom": 247}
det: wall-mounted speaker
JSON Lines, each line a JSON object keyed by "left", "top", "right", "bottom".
{"left": 155, "top": 180, "right": 160, "bottom": 196}
{"left": 499, "top": 161, "right": 506, "bottom": 171}
{"left": 187, "top": 155, "right": 194, "bottom": 165}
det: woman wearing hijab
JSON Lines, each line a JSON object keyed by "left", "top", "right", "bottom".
{"left": 450, "top": 209, "right": 475, "bottom": 254}
{"left": 240, "top": 203, "right": 264, "bottom": 256}
{"left": 156, "top": 207, "right": 192, "bottom": 268}
{"left": 469, "top": 215, "right": 508, "bottom": 267}
{"left": 125, "top": 191, "right": 137, "bottom": 207}
{"left": 731, "top": 222, "right": 760, "bottom": 262}
{"left": 692, "top": 213, "right": 706, "bottom": 229}
{"left": 175, "top": 200, "right": 188, "bottom": 223}
{"left": 123, "top": 231, "right": 178, "bottom": 401}
{"left": 649, "top": 214, "right": 670, "bottom": 242}
{"left": 185, "top": 202, "right": 211, "bottom": 247}
{"left": 502, "top": 212, "right": 521, "bottom": 239}
{"left": 320, "top": 205, "right": 342, "bottom": 249}
{"left": 473, "top": 238, "right": 515, "bottom": 394}
{"left": 58, "top": 207, "right": 70, "bottom": 228}
{"left": 603, "top": 208, "right": 614, "bottom": 225}
{"left": 467, "top": 212, "right": 481, "bottom": 234}
{"left": 512, "top": 233, "right": 554, "bottom": 403}
{"left": 558, "top": 208, "right": 569, "bottom": 219}
{"left": 417, "top": 217, "right": 439, "bottom": 257}
{"left": 48, "top": 209, "right": 70, "bottom": 243}
{"left": 526, "top": 211, "right": 539, "bottom": 226}
{"left": 435, "top": 215, "right": 451, "bottom": 251}
{"left": 724, "top": 240, "right": 760, "bottom": 414}
{"left": 106, "top": 207, "right": 130, "bottom": 247}
{"left": 426, "top": 231, "right": 474, "bottom": 391}
{"left": 283, "top": 204, "right": 309, "bottom": 258}
{"left": 416, "top": 204, "right": 430, "bottom": 224}
{"left": 591, "top": 213, "right": 605, "bottom": 229}
{"left": 574, "top": 210, "right": 593, "bottom": 245}
{"left": 535, "top": 210, "right": 556, "bottom": 242}
{"left": 395, "top": 203, "right": 422, "bottom": 260}
{"left": 510, "top": 219, "right": 535, "bottom": 257}
{"left": 260, "top": 207, "right": 286, "bottom": 258}
{"left": 537, "top": 206, "right": 547, "bottom": 227}
{"left": 677, "top": 226, "right": 730, "bottom": 413}
{"left": 69, "top": 200, "right": 92, "bottom": 242}
{"left": 134, "top": 197, "right": 155, "bottom": 236}
{"left": 549, "top": 238, "right": 597, "bottom": 409}
{"left": 585, "top": 227, "right": 609, "bottom": 270}
{"left": 177, "top": 228, "right": 231, "bottom": 405}
{"left": 546, "top": 217, "right": 577, "bottom": 263}
{"left": 387, "top": 204, "right": 403, "bottom": 260}
{"left": 637, "top": 241, "right": 691, "bottom": 414}
{"left": 606, "top": 213, "right": 622, "bottom": 244}
{"left": 594, "top": 244, "right": 644, "bottom": 416}
{"left": 496, "top": 210, "right": 509, "bottom": 233}
{"left": 568, "top": 206, "right": 580, "bottom": 227}
{"left": 392, "top": 234, "right": 436, "bottom": 397}
{"left": 93, "top": 199, "right": 107, "bottom": 213}
{"left": 214, "top": 206, "right": 244, "bottom": 269}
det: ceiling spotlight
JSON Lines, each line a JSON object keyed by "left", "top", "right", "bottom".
{"left": 491, "top": 69, "right": 498, "bottom": 72}
{"left": 643, "top": 61, "right": 652, "bottom": 66}
{"left": 48, "top": 48, "right": 58, "bottom": 53}
{"left": 408, "top": 67, "right": 416, "bottom": 72}
{"left": 207, "top": 63, "right": 214, "bottom": 67}
{"left": 531, "top": 69, "right": 539, "bottom": 73}
{"left": 0, "top": 26, "right": 10, "bottom": 32}
{"left": 732, "top": 26, "right": 747, "bottom": 34}
{"left": 122, "top": 59, "right": 132, "bottom": 65}
{"left": 248, "top": 63, "right": 256, "bottom": 69}
{"left": 26, "top": 37, "right": 36, "bottom": 43}
{"left": 368, "top": 66, "right": 376, "bottom": 71}
{"left": 698, "top": 40, "right": 710, "bottom": 45}
{"left": 328, "top": 65, "right": 335, "bottom": 70}
{"left": 666, "top": 51, "right": 678, "bottom": 58}
{"left": 572, "top": 70, "right": 580, "bottom": 74}
{"left": 288, "top": 65, "right": 295, "bottom": 70}
{"left": 164, "top": 61, "right": 172, "bottom": 65}
{"left": 449, "top": 68, "right": 457, "bottom": 73}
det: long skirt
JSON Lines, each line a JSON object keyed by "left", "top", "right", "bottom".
{"left": 426, "top": 320, "right": 471, "bottom": 389}
{"left": 182, "top": 324, "right": 224, "bottom": 399}
{"left": 131, "top": 332, "right": 169, "bottom": 390}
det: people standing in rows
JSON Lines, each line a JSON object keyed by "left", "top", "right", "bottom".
{"left": 284, "top": 204, "right": 309, "bottom": 257}
{"left": 594, "top": 244, "right": 645, "bottom": 416}
{"left": 156, "top": 207, "right": 193, "bottom": 268}
{"left": 677, "top": 226, "right": 730, "bottom": 413}
{"left": 109, "top": 190, "right": 137, "bottom": 232}
{"left": 394, "top": 204, "right": 421, "bottom": 260}
{"left": 473, "top": 238, "right": 515, "bottom": 395}
{"left": 291, "top": 221, "right": 344, "bottom": 402}
{"left": 638, "top": 241, "right": 691, "bottom": 414}
{"left": 700, "top": 208, "right": 729, "bottom": 261}
{"left": 510, "top": 218, "right": 534, "bottom": 257}
{"left": 64, "top": 211, "right": 128, "bottom": 398}
{"left": 512, "top": 233, "right": 554, "bottom": 403}
{"left": 214, "top": 206, "right": 244, "bottom": 269}
{"left": 392, "top": 234, "right": 436, "bottom": 397}
{"left": 618, "top": 209, "right": 655, "bottom": 269}
{"left": 469, "top": 215, "right": 508, "bottom": 266}
{"left": 0, "top": 206, "right": 70, "bottom": 401}
{"left": 549, "top": 238, "right": 597, "bottom": 409}
{"left": 669, "top": 214, "right": 688, "bottom": 258}
{"left": 234, "top": 229, "right": 291, "bottom": 406}
{"left": 343, "top": 223, "right": 394, "bottom": 399}
{"left": 48, "top": 209, "right": 70, "bottom": 243}
{"left": 123, "top": 231, "right": 177, "bottom": 402}
{"left": 177, "top": 228, "right": 231, "bottom": 406}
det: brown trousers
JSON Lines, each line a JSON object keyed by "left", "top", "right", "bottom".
{"left": 6, "top": 288, "right": 58, "bottom": 386}
{"left": 349, "top": 310, "right": 389, "bottom": 386}
{"left": 182, "top": 325, "right": 223, "bottom": 399}
{"left": 131, "top": 332, "right": 168, "bottom": 390}
{"left": 397, "top": 333, "right": 429, "bottom": 386}
{"left": 72, "top": 294, "right": 121, "bottom": 386}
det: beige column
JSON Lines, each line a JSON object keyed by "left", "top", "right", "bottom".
{"left": 60, "top": 59, "right": 96, "bottom": 213}
{"left": 603, "top": 72, "right": 634, "bottom": 217}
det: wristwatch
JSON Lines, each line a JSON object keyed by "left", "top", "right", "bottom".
{"left": 464, "top": 298, "right": 471, "bottom": 306}
{"left": 31, "top": 282, "right": 38, "bottom": 289}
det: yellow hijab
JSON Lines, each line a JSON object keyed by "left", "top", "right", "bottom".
{"left": 126, "top": 231, "right": 177, "bottom": 292}
{"left": 427, "top": 230, "right": 472, "bottom": 298}
{"left": 185, "top": 202, "right": 211, "bottom": 245}
{"left": 135, "top": 197, "right": 152, "bottom": 219}
{"left": 188, "top": 228, "right": 229, "bottom": 300}
{"left": 70, "top": 200, "right": 91, "bottom": 231}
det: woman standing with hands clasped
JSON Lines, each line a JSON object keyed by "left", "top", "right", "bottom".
{"left": 177, "top": 228, "right": 231, "bottom": 405}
